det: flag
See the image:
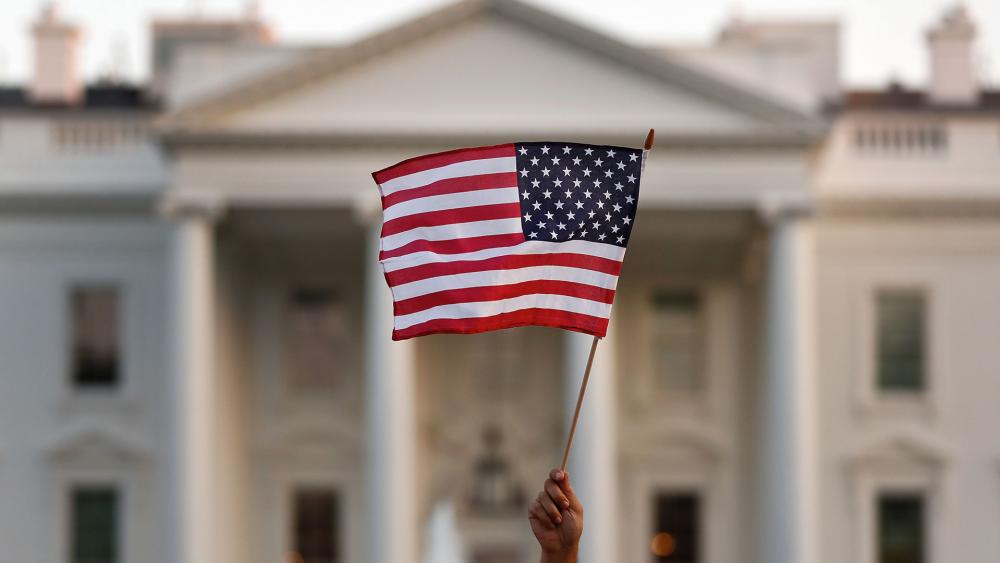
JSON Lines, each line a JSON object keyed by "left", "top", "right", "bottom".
{"left": 372, "top": 141, "right": 644, "bottom": 340}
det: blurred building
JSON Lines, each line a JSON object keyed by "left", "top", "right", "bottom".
{"left": 0, "top": 2, "right": 998, "bottom": 563}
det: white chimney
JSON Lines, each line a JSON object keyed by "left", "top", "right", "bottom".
{"left": 927, "top": 5, "right": 978, "bottom": 105}
{"left": 31, "top": 3, "right": 83, "bottom": 105}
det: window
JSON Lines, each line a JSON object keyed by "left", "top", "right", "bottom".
{"left": 286, "top": 288, "right": 347, "bottom": 390}
{"left": 71, "top": 486, "right": 119, "bottom": 563}
{"left": 71, "top": 286, "right": 120, "bottom": 388}
{"left": 292, "top": 488, "right": 341, "bottom": 563}
{"left": 651, "top": 492, "right": 700, "bottom": 563}
{"left": 876, "top": 291, "right": 925, "bottom": 392}
{"left": 652, "top": 292, "right": 702, "bottom": 392}
{"left": 878, "top": 494, "right": 925, "bottom": 563}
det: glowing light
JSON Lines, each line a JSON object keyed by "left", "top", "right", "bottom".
{"left": 651, "top": 532, "right": 677, "bottom": 557}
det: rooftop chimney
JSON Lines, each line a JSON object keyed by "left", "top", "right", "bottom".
{"left": 927, "top": 5, "right": 978, "bottom": 105}
{"left": 30, "top": 3, "right": 82, "bottom": 105}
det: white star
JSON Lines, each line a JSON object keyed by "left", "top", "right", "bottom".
{"left": 592, "top": 221, "right": 601, "bottom": 229}
{"left": 582, "top": 168, "right": 592, "bottom": 177}
{"left": 578, "top": 222, "right": 586, "bottom": 229}
{"left": 537, "top": 221, "right": 546, "bottom": 228}
{"left": 532, "top": 201, "right": 542, "bottom": 210}
{"left": 551, "top": 156, "right": 561, "bottom": 165}
{"left": 564, "top": 190, "right": 573, "bottom": 199}
{"left": 603, "top": 191, "right": 611, "bottom": 199}
{"left": 581, "top": 230, "right": 589, "bottom": 237}
{"left": 583, "top": 189, "right": 592, "bottom": 198}
{"left": 574, "top": 200, "right": 584, "bottom": 209}
{"left": 531, "top": 178, "right": 541, "bottom": 188}
{"left": 573, "top": 179, "right": 582, "bottom": 188}
{"left": 541, "top": 168, "right": 551, "bottom": 177}
{"left": 562, "top": 146, "right": 572, "bottom": 154}
{"left": 604, "top": 170, "right": 613, "bottom": 178}
{"left": 611, "top": 224, "right": 620, "bottom": 233}
{"left": 625, "top": 195, "right": 635, "bottom": 204}
{"left": 584, "top": 147, "right": 594, "bottom": 156}
{"left": 594, "top": 158, "right": 604, "bottom": 167}
{"left": 522, "top": 190, "right": 530, "bottom": 199}
{"left": 563, "top": 167, "right": 572, "bottom": 177}
{"left": 520, "top": 168, "right": 529, "bottom": 177}
{"left": 550, "top": 231, "right": 559, "bottom": 239}
{"left": 572, "top": 157, "right": 582, "bottom": 165}
{"left": 587, "top": 210, "right": 596, "bottom": 219}
{"left": 530, "top": 156, "right": 539, "bottom": 166}
{"left": 518, "top": 146, "right": 528, "bottom": 155}
{"left": 613, "top": 203, "right": 622, "bottom": 212}
{"left": 545, "top": 211, "right": 554, "bottom": 220}
{"left": 542, "top": 189, "right": 552, "bottom": 199}
{"left": 554, "top": 201, "right": 565, "bottom": 210}
{"left": 568, "top": 232, "right": 575, "bottom": 238}
{"left": 598, "top": 233, "right": 607, "bottom": 241}
{"left": 557, "top": 222, "right": 567, "bottom": 230}
{"left": 627, "top": 174, "right": 636, "bottom": 183}
{"left": 596, "top": 200, "right": 605, "bottom": 209}
{"left": 623, "top": 216, "right": 631, "bottom": 225}
{"left": 593, "top": 178, "right": 602, "bottom": 188}
{"left": 605, "top": 213, "right": 612, "bottom": 221}
{"left": 554, "top": 178, "right": 563, "bottom": 187}
{"left": 616, "top": 161, "right": 626, "bottom": 170}
{"left": 541, "top": 145, "right": 550, "bottom": 154}
{"left": 567, "top": 211, "right": 576, "bottom": 220}
{"left": 616, "top": 235, "right": 625, "bottom": 243}
{"left": 629, "top": 152, "right": 639, "bottom": 162}
{"left": 615, "top": 182, "right": 624, "bottom": 191}
{"left": 523, "top": 213, "right": 532, "bottom": 221}
{"left": 529, "top": 231, "right": 538, "bottom": 238}
{"left": 606, "top": 149, "right": 616, "bottom": 158}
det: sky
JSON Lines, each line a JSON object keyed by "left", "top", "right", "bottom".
{"left": 0, "top": 0, "right": 998, "bottom": 89}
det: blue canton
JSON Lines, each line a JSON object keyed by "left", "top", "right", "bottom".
{"left": 515, "top": 142, "right": 641, "bottom": 248}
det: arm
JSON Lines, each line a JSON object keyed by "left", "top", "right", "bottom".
{"left": 528, "top": 469, "right": 583, "bottom": 563}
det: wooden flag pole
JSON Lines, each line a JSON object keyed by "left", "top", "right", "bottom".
{"left": 558, "top": 129, "right": 655, "bottom": 473}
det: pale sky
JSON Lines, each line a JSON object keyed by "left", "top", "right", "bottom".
{"left": 0, "top": 0, "right": 998, "bottom": 89}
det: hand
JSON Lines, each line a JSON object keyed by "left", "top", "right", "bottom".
{"left": 528, "top": 469, "right": 583, "bottom": 563}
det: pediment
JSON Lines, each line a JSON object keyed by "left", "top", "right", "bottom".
{"left": 43, "top": 424, "right": 152, "bottom": 463}
{"left": 162, "top": 0, "right": 817, "bottom": 142}
{"left": 847, "top": 428, "right": 950, "bottom": 470}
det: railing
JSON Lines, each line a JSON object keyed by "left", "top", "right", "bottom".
{"left": 51, "top": 119, "right": 152, "bottom": 153}
{"left": 851, "top": 122, "right": 948, "bottom": 157}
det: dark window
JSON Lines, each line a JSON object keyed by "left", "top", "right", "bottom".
{"left": 286, "top": 288, "right": 346, "bottom": 390}
{"left": 292, "top": 488, "right": 341, "bottom": 563}
{"left": 652, "top": 292, "right": 702, "bottom": 392}
{"left": 878, "top": 494, "right": 925, "bottom": 563}
{"left": 71, "top": 486, "right": 119, "bottom": 563}
{"left": 71, "top": 286, "right": 120, "bottom": 388}
{"left": 876, "top": 291, "right": 925, "bottom": 392}
{"left": 652, "top": 492, "right": 700, "bottom": 563}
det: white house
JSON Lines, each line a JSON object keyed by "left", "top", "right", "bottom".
{"left": 0, "top": 2, "right": 997, "bottom": 563}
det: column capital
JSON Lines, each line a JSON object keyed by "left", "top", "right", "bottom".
{"left": 756, "top": 192, "right": 815, "bottom": 226}
{"left": 159, "top": 192, "right": 227, "bottom": 223}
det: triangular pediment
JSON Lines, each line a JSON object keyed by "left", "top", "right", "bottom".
{"left": 162, "top": 0, "right": 818, "bottom": 141}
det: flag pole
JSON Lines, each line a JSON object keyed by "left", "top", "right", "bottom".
{"left": 558, "top": 128, "right": 655, "bottom": 472}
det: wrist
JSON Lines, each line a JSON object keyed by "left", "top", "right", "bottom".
{"left": 540, "top": 546, "right": 578, "bottom": 563}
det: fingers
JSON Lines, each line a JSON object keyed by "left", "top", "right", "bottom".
{"left": 529, "top": 498, "right": 555, "bottom": 529}
{"left": 550, "top": 468, "right": 583, "bottom": 514}
{"left": 544, "top": 478, "right": 570, "bottom": 510}
{"left": 537, "top": 491, "right": 563, "bottom": 525}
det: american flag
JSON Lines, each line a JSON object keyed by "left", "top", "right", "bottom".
{"left": 372, "top": 141, "right": 644, "bottom": 341}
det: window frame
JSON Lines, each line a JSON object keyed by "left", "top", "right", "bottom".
{"left": 876, "top": 492, "right": 926, "bottom": 563}
{"left": 69, "top": 484, "right": 121, "bottom": 563}
{"left": 651, "top": 490, "right": 703, "bottom": 563}
{"left": 649, "top": 289, "right": 706, "bottom": 396}
{"left": 874, "top": 289, "right": 926, "bottom": 394}
{"left": 289, "top": 486, "right": 342, "bottom": 563}
{"left": 65, "top": 281, "right": 127, "bottom": 396}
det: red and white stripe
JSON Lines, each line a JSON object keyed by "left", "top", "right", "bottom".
{"left": 372, "top": 143, "right": 627, "bottom": 340}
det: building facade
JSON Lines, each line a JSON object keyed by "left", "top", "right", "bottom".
{"left": 0, "top": 2, "right": 997, "bottom": 563}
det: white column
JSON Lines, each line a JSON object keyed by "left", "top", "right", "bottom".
{"left": 364, "top": 221, "right": 418, "bottom": 563}
{"left": 565, "top": 327, "right": 618, "bottom": 563}
{"left": 757, "top": 212, "right": 817, "bottom": 563}
{"left": 166, "top": 213, "right": 217, "bottom": 563}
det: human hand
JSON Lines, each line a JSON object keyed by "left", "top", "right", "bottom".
{"left": 528, "top": 469, "right": 583, "bottom": 563}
